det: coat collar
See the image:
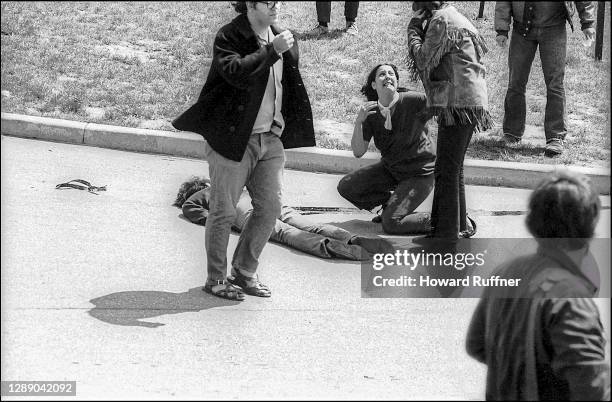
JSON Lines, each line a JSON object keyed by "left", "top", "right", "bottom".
{"left": 537, "top": 245, "right": 599, "bottom": 294}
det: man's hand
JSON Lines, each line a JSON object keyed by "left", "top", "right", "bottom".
{"left": 583, "top": 27, "right": 595, "bottom": 41}
{"left": 408, "top": 8, "right": 429, "bottom": 29}
{"left": 356, "top": 102, "right": 378, "bottom": 125}
{"left": 496, "top": 35, "right": 508, "bottom": 47}
{"left": 272, "top": 30, "right": 294, "bottom": 54}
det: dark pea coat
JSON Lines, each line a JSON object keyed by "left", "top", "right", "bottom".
{"left": 172, "top": 13, "right": 315, "bottom": 162}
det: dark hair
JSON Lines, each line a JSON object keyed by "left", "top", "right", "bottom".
{"left": 412, "top": 2, "right": 445, "bottom": 12}
{"left": 360, "top": 63, "right": 400, "bottom": 101}
{"left": 173, "top": 176, "right": 211, "bottom": 208}
{"left": 232, "top": 1, "right": 248, "bottom": 14}
{"left": 526, "top": 169, "right": 601, "bottom": 250}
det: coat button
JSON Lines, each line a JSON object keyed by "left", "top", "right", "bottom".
{"left": 237, "top": 105, "right": 244, "bottom": 112}
{"left": 229, "top": 126, "right": 236, "bottom": 132}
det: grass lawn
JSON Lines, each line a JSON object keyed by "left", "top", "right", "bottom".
{"left": 1, "top": 1, "right": 610, "bottom": 167}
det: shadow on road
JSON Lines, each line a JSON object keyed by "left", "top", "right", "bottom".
{"left": 88, "top": 287, "right": 240, "bottom": 328}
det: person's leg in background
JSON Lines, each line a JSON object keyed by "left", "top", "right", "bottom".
{"left": 306, "top": 1, "right": 331, "bottom": 35}
{"left": 380, "top": 174, "right": 434, "bottom": 234}
{"left": 344, "top": 1, "right": 359, "bottom": 35}
{"left": 538, "top": 24, "right": 568, "bottom": 156}
{"left": 502, "top": 28, "right": 538, "bottom": 142}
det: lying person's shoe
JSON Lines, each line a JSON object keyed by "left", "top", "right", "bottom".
{"left": 227, "top": 271, "right": 271, "bottom": 298}
{"left": 326, "top": 240, "right": 370, "bottom": 261}
{"left": 371, "top": 205, "right": 385, "bottom": 223}
{"left": 544, "top": 138, "right": 564, "bottom": 157}
{"left": 203, "top": 280, "right": 245, "bottom": 301}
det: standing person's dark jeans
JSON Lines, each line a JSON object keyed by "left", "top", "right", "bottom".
{"left": 430, "top": 123, "right": 475, "bottom": 238}
{"left": 503, "top": 23, "right": 567, "bottom": 142}
{"left": 316, "top": 1, "right": 359, "bottom": 26}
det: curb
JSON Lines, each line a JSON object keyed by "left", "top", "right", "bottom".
{"left": 2, "top": 112, "right": 610, "bottom": 195}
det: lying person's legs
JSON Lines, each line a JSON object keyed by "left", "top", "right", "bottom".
{"left": 279, "top": 206, "right": 353, "bottom": 243}
{"left": 380, "top": 174, "right": 434, "bottom": 234}
{"left": 235, "top": 196, "right": 368, "bottom": 260}
{"left": 272, "top": 217, "right": 368, "bottom": 260}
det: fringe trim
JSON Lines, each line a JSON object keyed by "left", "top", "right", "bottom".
{"left": 406, "top": 26, "right": 489, "bottom": 83}
{"left": 429, "top": 106, "right": 494, "bottom": 132}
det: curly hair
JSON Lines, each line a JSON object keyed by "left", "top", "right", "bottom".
{"left": 173, "top": 176, "right": 211, "bottom": 208}
{"left": 526, "top": 169, "right": 601, "bottom": 250}
{"left": 360, "top": 63, "right": 400, "bottom": 101}
{"left": 231, "top": 1, "right": 248, "bottom": 14}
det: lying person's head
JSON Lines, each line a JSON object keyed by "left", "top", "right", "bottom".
{"left": 361, "top": 63, "right": 401, "bottom": 101}
{"left": 526, "top": 169, "right": 601, "bottom": 250}
{"left": 173, "top": 176, "right": 211, "bottom": 208}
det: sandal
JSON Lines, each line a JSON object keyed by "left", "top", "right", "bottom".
{"left": 227, "top": 272, "right": 271, "bottom": 298}
{"left": 203, "top": 280, "right": 245, "bottom": 301}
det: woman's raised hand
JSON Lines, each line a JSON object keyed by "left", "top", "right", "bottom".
{"left": 356, "top": 101, "right": 378, "bottom": 124}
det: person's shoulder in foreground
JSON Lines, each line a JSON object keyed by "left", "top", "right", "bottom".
{"left": 465, "top": 169, "right": 610, "bottom": 401}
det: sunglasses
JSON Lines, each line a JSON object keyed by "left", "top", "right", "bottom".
{"left": 257, "top": 1, "right": 280, "bottom": 9}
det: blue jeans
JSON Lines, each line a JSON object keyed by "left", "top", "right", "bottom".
{"left": 233, "top": 196, "right": 354, "bottom": 259}
{"left": 503, "top": 23, "right": 567, "bottom": 141}
{"left": 337, "top": 162, "right": 434, "bottom": 234}
{"left": 204, "top": 132, "right": 284, "bottom": 284}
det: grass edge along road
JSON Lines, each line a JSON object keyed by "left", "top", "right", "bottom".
{"left": 1, "top": 1, "right": 610, "bottom": 167}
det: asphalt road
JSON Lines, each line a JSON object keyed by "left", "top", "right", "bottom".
{"left": 1, "top": 135, "right": 610, "bottom": 400}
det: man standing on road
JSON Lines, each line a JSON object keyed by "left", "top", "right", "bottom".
{"left": 172, "top": 1, "right": 315, "bottom": 300}
{"left": 466, "top": 170, "right": 610, "bottom": 400}
{"left": 494, "top": 2, "right": 596, "bottom": 157}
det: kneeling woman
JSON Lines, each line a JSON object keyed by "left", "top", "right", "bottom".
{"left": 337, "top": 63, "right": 435, "bottom": 234}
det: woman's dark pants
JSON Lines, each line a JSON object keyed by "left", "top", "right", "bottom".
{"left": 430, "top": 123, "right": 475, "bottom": 238}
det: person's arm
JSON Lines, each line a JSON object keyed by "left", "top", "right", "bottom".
{"left": 494, "top": 1, "right": 512, "bottom": 46}
{"left": 406, "top": 12, "right": 448, "bottom": 78}
{"left": 351, "top": 101, "right": 377, "bottom": 158}
{"left": 213, "top": 28, "right": 294, "bottom": 89}
{"left": 575, "top": 2, "right": 596, "bottom": 40}
{"left": 545, "top": 296, "right": 610, "bottom": 400}
{"left": 494, "top": 2, "right": 512, "bottom": 35}
{"left": 181, "top": 190, "right": 210, "bottom": 226}
{"left": 465, "top": 297, "right": 487, "bottom": 363}
{"left": 575, "top": 2, "right": 596, "bottom": 31}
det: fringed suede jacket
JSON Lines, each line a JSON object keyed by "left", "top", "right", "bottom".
{"left": 406, "top": 4, "right": 493, "bottom": 131}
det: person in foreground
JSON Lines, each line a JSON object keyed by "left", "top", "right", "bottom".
{"left": 406, "top": 1, "right": 491, "bottom": 239}
{"left": 337, "top": 63, "right": 437, "bottom": 236}
{"left": 174, "top": 177, "right": 375, "bottom": 261}
{"left": 172, "top": 1, "right": 315, "bottom": 300}
{"left": 465, "top": 169, "right": 610, "bottom": 400}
